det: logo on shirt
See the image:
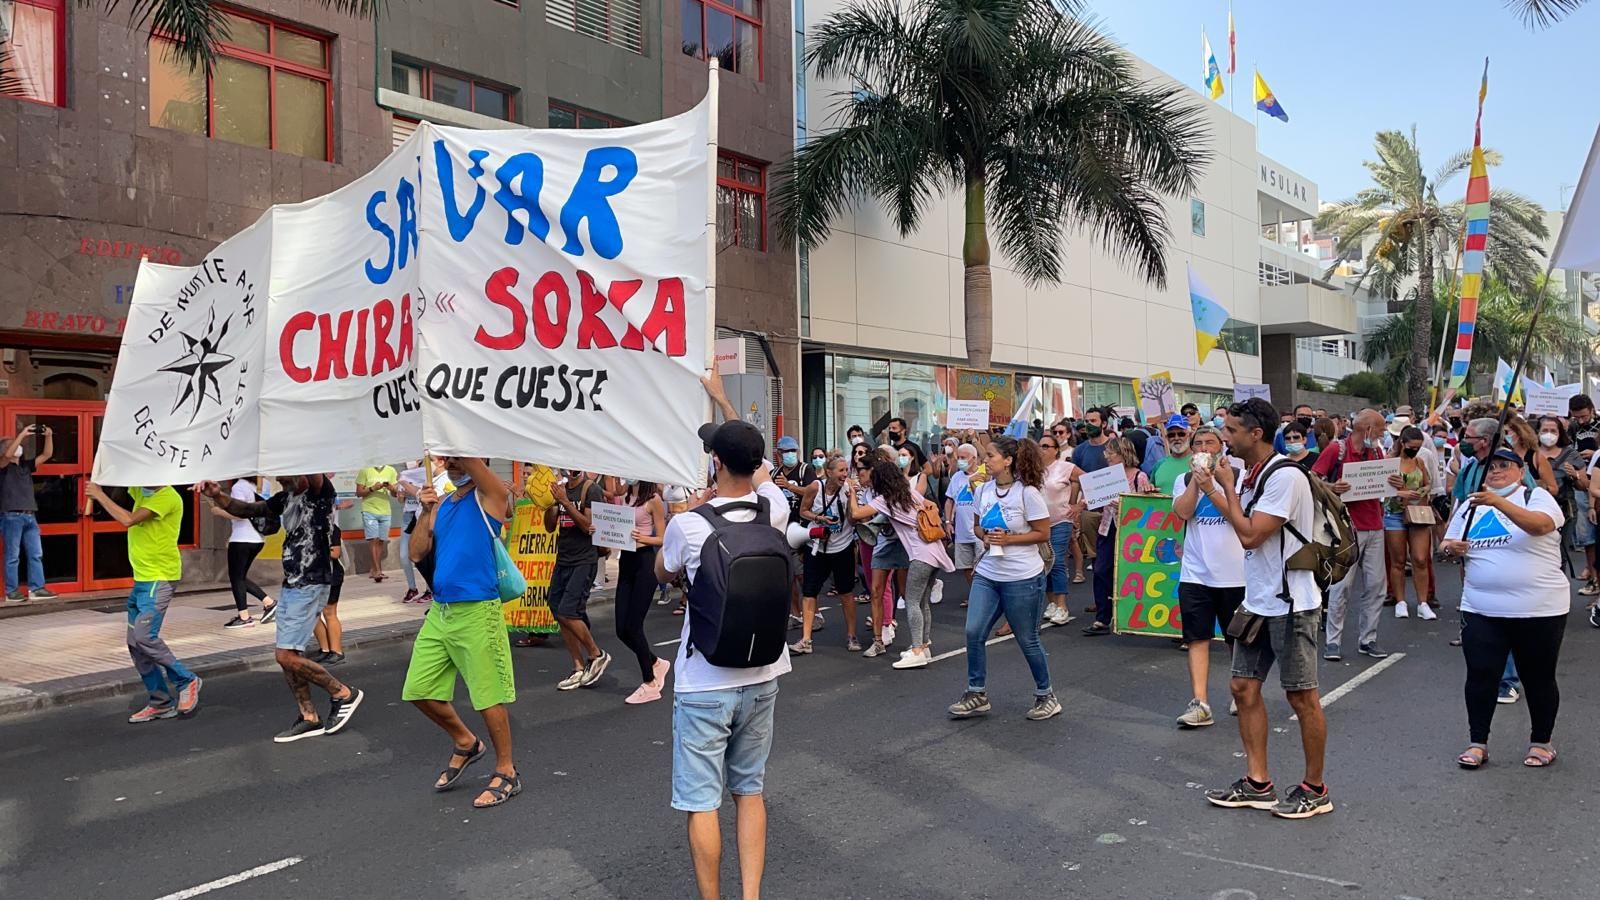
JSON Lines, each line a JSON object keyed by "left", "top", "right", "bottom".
{"left": 955, "top": 484, "right": 974, "bottom": 504}
{"left": 1466, "top": 510, "right": 1512, "bottom": 548}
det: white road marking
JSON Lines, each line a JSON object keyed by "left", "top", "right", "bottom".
{"left": 927, "top": 621, "right": 1063, "bottom": 663}
{"left": 152, "top": 857, "right": 303, "bottom": 900}
{"left": 1178, "top": 850, "right": 1360, "bottom": 889}
{"left": 1291, "top": 652, "right": 1406, "bottom": 720}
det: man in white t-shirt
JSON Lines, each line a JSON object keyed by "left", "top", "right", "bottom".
{"left": 1202, "top": 397, "right": 1332, "bottom": 821}
{"left": 655, "top": 411, "right": 791, "bottom": 900}
{"left": 943, "top": 443, "right": 982, "bottom": 576}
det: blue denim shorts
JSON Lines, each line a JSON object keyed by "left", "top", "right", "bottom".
{"left": 275, "top": 583, "right": 331, "bottom": 651}
{"left": 1382, "top": 511, "right": 1406, "bottom": 532}
{"left": 671, "top": 680, "right": 780, "bottom": 812}
{"left": 1574, "top": 492, "right": 1596, "bottom": 548}
{"left": 362, "top": 512, "right": 391, "bottom": 541}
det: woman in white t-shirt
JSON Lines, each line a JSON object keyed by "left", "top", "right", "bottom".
{"left": 1440, "top": 448, "right": 1569, "bottom": 769}
{"left": 209, "top": 477, "right": 276, "bottom": 628}
{"left": 948, "top": 436, "right": 1060, "bottom": 722}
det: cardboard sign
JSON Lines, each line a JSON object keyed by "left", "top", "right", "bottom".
{"left": 1525, "top": 385, "right": 1580, "bottom": 417}
{"left": 954, "top": 368, "right": 1014, "bottom": 425}
{"left": 1080, "top": 466, "right": 1128, "bottom": 510}
{"left": 1341, "top": 458, "right": 1401, "bottom": 502}
{"left": 590, "top": 501, "right": 638, "bottom": 551}
{"left": 946, "top": 399, "right": 991, "bottom": 430}
{"left": 504, "top": 499, "right": 559, "bottom": 634}
{"left": 1139, "top": 371, "right": 1176, "bottom": 420}
{"left": 713, "top": 337, "right": 745, "bottom": 375}
{"left": 1232, "top": 383, "right": 1271, "bottom": 403}
{"left": 1112, "top": 493, "right": 1187, "bottom": 638}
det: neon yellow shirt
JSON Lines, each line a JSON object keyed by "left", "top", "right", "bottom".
{"left": 129, "top": 487, "right": 183, "bottom": 582}
{"left": 357, "top": 465, "right": 397, "bottom": 516}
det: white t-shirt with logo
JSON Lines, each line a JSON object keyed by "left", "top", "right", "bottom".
{"left": 229, "top": 479, "right": 263, "bottom": 543}
{"left": 1238, "top": 456, "right": 1323, "bottom": 616}
{"left": 660, "top": 481, "right": 793, "bottom": 694}
{"left": 1445, "top": 486, "right": 1569, "bottom": 617}
{"left": 945, "top": 470, "right": 978, "bottom": 544}
{"left": 1174, "top": 469, "right": 1245, "bottom": 588}
{"left": 972, "top": 481, "right": 1049, "bottom": 581}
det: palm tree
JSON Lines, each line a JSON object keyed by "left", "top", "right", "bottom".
{"left": 1507, "top": 0, "right": 1588, "bottom": 26}
{"left": 1316, "top": 128, "right": 1549, "bottom": 409}
{"left": 1361, "top": 274, "right": 1590, "bottom": 398}
{"left": 773, "top": 0, "right": 1210, "bottom": 369}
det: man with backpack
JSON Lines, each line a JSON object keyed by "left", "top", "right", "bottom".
{"left": 655, "top": 416, "right": 793, "bottom": 900}
{"left": 1202, "top": 397, "right": 1333, "bottom": 820}
{"left": 1311, "top": 408, "right": 1390, "bottom": 661}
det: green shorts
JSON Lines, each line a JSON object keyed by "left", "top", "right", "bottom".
{"left": 401, "top": 600, "right": 517, "bottom": 710}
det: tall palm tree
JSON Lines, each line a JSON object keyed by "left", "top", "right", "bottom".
{"left": 1316, "top": 128, "right": 1548, "bottom": 409}
{"left": 1507, "top": 0, "right": 1588, "bottom": 26}
{"left": 773, "top": 0, "right": 1210, "bottom": 369}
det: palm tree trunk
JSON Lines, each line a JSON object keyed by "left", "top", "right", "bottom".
{"left": 962, "top": 174, "right": 993, "bottom": 369}
{"left": 1408, "top": 227, "right": 1434, "bottom": 411}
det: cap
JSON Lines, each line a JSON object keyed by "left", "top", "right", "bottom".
{"left": 775, "top": 435, "right": 800, "bottom": 452}
{"left": 1489, "top": 447, "right": 1525, "bottom": 466}
{"left": 699, "top": 420, "right": 765, "bottom": 472}
{"left": 1163, "top": 414, "right": 1191, "bottom": 432}
{"left": 1394, "top": 405, "right": 1415, "bottom": 417}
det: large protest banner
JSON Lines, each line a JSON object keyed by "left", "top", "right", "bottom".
{"left": 504, "top": 499, "right": 559, "bottom": 634}
{"left": 1112, "top": 493, "right": 1186, "bottom": 638}
{"left": 95, "top": 97, "right": 712, "bottom": 489}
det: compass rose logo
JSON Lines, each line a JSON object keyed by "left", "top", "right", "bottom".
{"left": 158, "top": 306, "right": 237, "bottom": 424}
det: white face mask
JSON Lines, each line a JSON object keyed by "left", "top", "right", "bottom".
{"left": 1539, "top": 432, "right": 1559, "bottom": 448}
{"left": 849, "top": 436, "right": 864, "bottom": 446}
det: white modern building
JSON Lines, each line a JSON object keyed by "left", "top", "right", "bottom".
{"left": 793, "top": 9, "right": 1354, "bottom": 450}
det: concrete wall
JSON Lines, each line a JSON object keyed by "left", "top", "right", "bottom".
{"left": 1294, "top": 389, "right": 1377, "bottom": 416}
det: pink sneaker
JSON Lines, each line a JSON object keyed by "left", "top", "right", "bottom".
{"left": 625, "top": 682, "right": 663, "bottom": 705}
{"left": 128, "top": 705, "right": 177, "bottom": 724}
{"left": 652, "top": 657, "right": 671, "bottom": 683}
{"left": 177, "top": 676, "right": 202, "bottom": 715}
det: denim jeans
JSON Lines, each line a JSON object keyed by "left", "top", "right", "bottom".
{"left": 1046, "top": 521, "right": 1073, "bottom": 595}
{"left": 1093, "top": 527, "right": 1117, "bottom": 625}
{"left": 127, "top": 581, "right": 195, "bottom": 708}
{"left": 399, "top": 511, "right": 418, "bottom": 591}
{"left": 965, "top": 573, "right": 1051, "bottom": 696}
{"left": 1, "top": 511, "right": 45, "bottom": 594}
{"left": 1501, "top": 656, "right": 1521, "bottom": 694}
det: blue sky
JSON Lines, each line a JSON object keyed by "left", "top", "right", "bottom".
{"left": 1092, "top": 0, "right": 1599, "bottom": 213}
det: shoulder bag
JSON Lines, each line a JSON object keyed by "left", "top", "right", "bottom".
{"left": 477, "top": 493, "right": 527, "bottom": 603}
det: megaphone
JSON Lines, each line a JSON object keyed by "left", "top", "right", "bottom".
{"left": 786, "top": 521, "right": 812, "bottom": 549}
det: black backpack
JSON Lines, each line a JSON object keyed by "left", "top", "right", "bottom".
{"left": 685, "top": 497, "right": 794, "bottom": 667}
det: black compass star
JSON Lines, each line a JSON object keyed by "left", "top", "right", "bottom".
{"left": 159, "top": 308, "right": 237, "bottom": 424}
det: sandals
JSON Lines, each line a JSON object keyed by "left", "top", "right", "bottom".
{"left": 1457, "top": 745, "right": 1487, "bottom": 769}
{"left": 1071, "top": 573, "right": 1086, "bottom": 584}
{"left": 1081, "top": 622, "right": 1110, "bottom": 636}
{"left": 1524, "top": 744, "right": 1557, "bottom": 768}
{"left": 475, "top": 771, "right": 522, "bottom": 808}
{"left": 434, "top": 739, "right": 486, "bottom": 791}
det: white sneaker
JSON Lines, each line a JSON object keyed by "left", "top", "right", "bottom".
{"left": 1394, "top": 602, "right": 1409, "bottom": 619}
{"left": 1045, "top": 605, "right": 1070, "bottom": 626}
{"left": 891, "top": 649, "right": 929, "bottom": 669}
{"left": 882, "top": 622, "right": 896, "bottom": 645}
{"left": 930, "top": 581, "right": 944, "bottom": 605}
{"left": 896, "top": 595, "right": 906, "bottom": 610}
{"left": 1418, "top": 603, "right": 1438, "bottom": 621}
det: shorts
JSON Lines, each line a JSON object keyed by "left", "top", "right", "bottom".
{"left": 275, "top": 583, "right": 331, "bottom": 651}
{"left": 549, "top": 561, "right": 597, "bottom": 620}
{"left": 1382, "top": 512, "right": 1406, "bottom": 532}
{"left": 671, "top": 680, "right": 780, "bottom": 812}
{"left": 1230, "top": 608, "right": 1321, "bottom": 692}
{"left": 872, "top": 536, "right": 910, "bottom": 570}
{"left": 363, "top": 512, "right": 391, "bottom": 541}
{"left": 952, "top": 541, "right": 981, "bottom": 570}
{"left": 1178, "top": 581, "right": 1243, "bottom": 644}
{"left": 401, "top": 599, "right": 516, "bottom": 710}
{"left": 1574, "top": 491, "right": 1596, "bottom": 548}
{"left": 802, "top": 545, "right": 856, "bottom": 597}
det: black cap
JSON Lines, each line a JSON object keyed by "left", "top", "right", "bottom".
{"left": 1489, "top": 447, "right": 1524, "bottom": 466}
{"left": 699, "top": 420, "right": 765, "bottom": 475}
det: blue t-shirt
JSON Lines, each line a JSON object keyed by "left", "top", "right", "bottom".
{"left": 1073, "top": 440, "right": 1109, "bottom": 473}
{"left": 431, "top": 489, "right": 500, "bottom": 603}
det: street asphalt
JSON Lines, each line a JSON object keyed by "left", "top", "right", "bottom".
{"left": 4, "top": 562, "right": 1598, "bottom": 900}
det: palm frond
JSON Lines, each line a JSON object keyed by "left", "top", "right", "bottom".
{"left": 92, "top": 0, "right": 386, "bottom": 70}
{"left": 1504, "top": 0, "right": 1589, "bottom": 27}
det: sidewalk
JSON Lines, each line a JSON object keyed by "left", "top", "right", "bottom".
{"left": 0, "top": 559, "right": 620, "bottom": 718}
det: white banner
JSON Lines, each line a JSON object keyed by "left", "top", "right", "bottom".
{"left": 1340, "top": 458, "right": 1400, "bottom": 503}
{"left": 94, "top": 99, "right": 711, "bottom": 488}
{"left": 1080, "top": 466, "right": 1127, "bottom": 511}
{"left": 946, "top": 399, "right": 989, "bottom": 430}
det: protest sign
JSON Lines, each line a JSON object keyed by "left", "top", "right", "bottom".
{"left": 1112, "top": 493, "right": 1187, "bottom": 638}
{"left": 946, "top": 399, "right": 990, "bottom": 430}
{"left": 1232, "top": 383, "right": 1271, "bottom": 403}
{"left": 1139, "top": 371, "right": 1176, "bottom": 421}
{"left": 713, "top": 337, "right": 745, "bottom": 374}
{"left": 590, "top": 501, "right": 639, "bottom": 551}
{"left": 954, "top": 368, "right": 1013, "bottom": 426}
{"left": 1524, "top": 385, "right": 1580, "bottom": 417}
{"left": 504, "top": 499, "right": 559, "bottom": 634}
{"left": 1080, "top": 466, "right": 1127, "bottom": 510}
{"left": 1341, "top": 458, "right": 1401, "bottom": 502}
{"left": 94, "top": 98, "right": 713, "bottom": 490}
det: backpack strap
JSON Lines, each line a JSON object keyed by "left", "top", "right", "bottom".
{"left": 691, "top": 499, "right": 761, "bottom": 530}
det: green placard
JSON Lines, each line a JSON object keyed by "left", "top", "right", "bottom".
{"left": 1111, "top": 493, "right": 1186, "bottom": 638}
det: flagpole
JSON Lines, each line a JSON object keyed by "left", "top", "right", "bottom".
{"left": 1227, "top": 1, "right": 1235, "bottom": 114}
{"left": 1494, "top": 262, "right": 1559, "bottom": 447}
{"left": 1221, "top": 344, "right": 1239, "bottom": 384}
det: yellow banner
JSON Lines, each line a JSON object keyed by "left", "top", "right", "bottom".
{"left": 503, "top": 499, "right": 559, "bottom": 633}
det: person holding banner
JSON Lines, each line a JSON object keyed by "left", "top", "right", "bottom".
{"left": 1080, "top": 438, "right": 1155, "bottom": 637}
{"left": 544, "top": 471, "right": 612, "bottom": 691}
{"left": 401, "top": 456, "right": 521, "bottom": 808}
{"left": 616, "top": 481, "right": 670, "bottom": 705}
{"left": 1171, "top": 426, "right": 1245, "bottom": 728}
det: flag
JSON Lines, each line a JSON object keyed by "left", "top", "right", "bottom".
{"left": 1202, "top": 32, "right": 1224, "bottom": 101}
{"left": 1447, "top": 59, "right": 1491, "bottom": 391}
{"left": 1188, "top": 265, "right": 1231, "bottom": 365}
{"left": 1496, "top": 358, "right": 1524, "bottom": 405}
{"left": 1552, "top": 122, "right": 1600, "bottom": 271}
{"left": 1253, "top": 71, "right": 1287, "bottom": 122}
{"left": 1227, "top": 10, "right": 1236, "bottom": 75}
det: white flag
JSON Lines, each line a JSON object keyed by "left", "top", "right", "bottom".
{"left": 1552, "top": 123, "right": 1600, "bottom": 272}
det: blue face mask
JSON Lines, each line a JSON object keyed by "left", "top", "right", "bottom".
{"left": 1212, "top": 416, "right": 1225, "bottom": 428}
{"left": 1433, "top": 436, "right": 1447, "bottom": 448}
{"left": 1493, "top": 481, "right": 1521, "bottom": 497}
{"left": 811, "top": 456, "right": 826, "bottom": 469}
{"left": 781, "top": 451, "right": 798, "bottom": 467}
{"left": 956, "top": 458, "right": 970, "bottom": 472}
{"left": 1364, "top": 438, "right": 1379, "bottom": 449}
{"left": 454, "top": 472, "right": 473, "bottom": 487}
{"left": 1285, "top": 442, "right": 1306, "bottom": 454}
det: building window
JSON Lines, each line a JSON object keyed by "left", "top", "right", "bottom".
{"left": 390, "top": 59, "right": 515, "bottom": 122}
{"left": 682, "top": 0, "right": 761, "bottom": 79}
{"left": 1, "top": 0, "right": 66, "bottom": 106}
{"left": 548, "top": 100, "right": 628, "bottom": 129}
{"left": 1190, "top": 198, "right": 1206, "bottom": 237}
{"left": 1219, "top": 318, "right": 1260, "bottom": 356}
{"left": 717, "top": 152, "right": 766, "bottom": 251}
{"left": 547, "top": 0, "right": 644, "bottom": 54}
{"left": 148, "top": 9, "right": 333, "bottom": 160}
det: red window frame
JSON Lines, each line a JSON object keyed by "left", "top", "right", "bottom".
{"left": 150, "top": 7, "right": 335, "bottom": 161}
{"left": 394, "top": 59, "right": 516, "bottom": 122}
{"left": 683, "top": 0, "right": 763, "bottom": 81}
{"left": 547, "top": 99, "right": 628, "bottom": 129}
{"left": 2, "top": 0, "right": 68, "bottom": 108}
{"left": 717, "top": 151, "right": 766, "bottom": 252}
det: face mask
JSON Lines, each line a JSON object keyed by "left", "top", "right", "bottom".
{"left": 1363, "top": 438, "right": 1379, "bottom": 449}
{"left": 888, "top": 431, "right": 902, "bottom": 442}
{"left": 896, "top": 456, "right": 911, "bottom": 469}
{"left": 455, "top": 472, "right": 474, "bottom": 487}
{"left": 622, "top": 477, "right": 636, "bottom": 486}
{"left": 1433, "top": 436, "right": 1447, "bottom": 448}
{"left": 1085, "top": 425, "right": 1103, "bottom": 438}
{"left": 849, "top": 436, "right": 864, "bottom": 446}
{"left": 1493, "top": 481, "right": 1522, "bottom": 497}
{"left": 811, "top": 456, "right": 826, "bottom": 469}
{"left": 138, "top": 487, "right": 156, "bottom": 497}
{"left": 1403, "top": 447, "right": 1419, "bottom": 458}
{"left": 781, "top": 451, "right": 798, "bottom": 466}
{"left": 1285, "top": 442, "right": 1306, "bottom": 454}
{"left": 956, "top": 458, "right": 970, "bottom": 472}
{"left": 1212, "top": 416, "right": 1225, "bottom": 428}
{"left": 943, "top": 445, "right": 957, "bottom": 455}
{"left": 1540, "top": 433, "right": 1559, "bottom": 448}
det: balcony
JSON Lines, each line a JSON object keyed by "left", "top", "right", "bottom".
{"left": 1259, "top": 282, "right": 1357, "bottom": 338}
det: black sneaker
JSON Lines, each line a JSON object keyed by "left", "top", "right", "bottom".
{"left": 1323, "top": 648, "right": 1341, "bottom": 662}
{"left": 1205, "top": 777, "right": 1278, "bottom": 810}
{"left": 223, "top": 615, "right": 256, "bottom": 629}
{"left": 1271, "top": 784, "right": 1333, "bottom": 819}
{"left": 273, "top": 717, "right": 327, "bottom": 743}
{"left": 309, "top": 651, "right": 332, "bottom": 664}
{"left": 28, "top": 587, "right": 58, "bottom": 600}
{"left": 1358, "top": 643, "right": 1389, "bottom": 659}
{"left": 947, "top": 691, "right": 991, "bottom": 718}
{"left": 321, "top": 652, "right": 346, "bottom": 666}
{"left": 5, "top": 589, "right": 26, "bottom": 602}
{"left": 1589, "top": 606, "right": 1600, "bottom": 629}
{"left": 323, "top": 688, "right": 364, "bottom": 735}
{"left": 261, "top": 603, "right": 278, "bottom": 625}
